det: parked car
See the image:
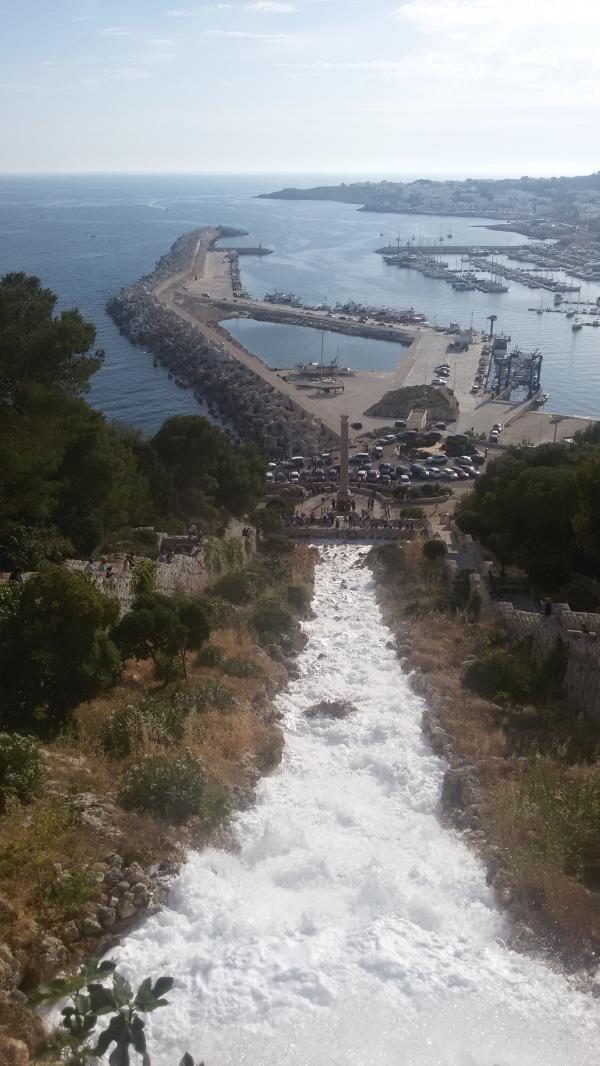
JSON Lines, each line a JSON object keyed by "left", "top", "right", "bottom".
{"left": 470, "top": 454, "right": 485, "bottom": 466}
{"left": 452, "top": 467, "right": 470, "bottom": 480}
{"left": 289, "top": 471, "right": 300, "bottom": 483}
{"left": 372, "top": 446, "right": 384, "bottom": 459}
{"left": 492, "top": 423, "right": 503, "bottom": 433}
{"left": 432, "top": 378, "right": 446, "bottom": 386}
{"left": 380, "top": 474, "right": 391, "bottom": 485}
{"left": 410, "top": 463, "right": 430, "bottom": 479}
{"left": 351, "top": 421, "right": 363, "bottom": 431}
{"left": 357, "top": 469, "right": 368, "bottom": 482}
{"left": 397, "top": 430, "right": 418, "bottom": 442}
{"left": 455, "top": 455, "right": 476, "bottom": 466}
{"left": 379, "top": 462, "right": 393, "bottom": 474}
{"left": 433, "top": 421, "right": 447, "bottom": 430}
{"left": 396, "top": 464, "right": 410, "bottom": 477}
{"left": 350, "top": 452, "right": 371, "bottom": 465}
{"left": 366, "top": 470, "right": 379, "bottom": 483}
{"left": 265, "top": 471, "right": 274, "bottom": 483}
{"left": 394, "top": 419, "right": 407, "bottom": 428}
{"left": 462, "top": 466, "right": 480, "bottom": 478}
{"left": 397, "top": 474, "right": 410, "bottom": 485}
{"left": 490, "top": 431, "right": 499, "bottom": 442}
{"left": 440, "top": 469, "right": 459, "bottom": 481}
{"left": 426, "top": 455, "right": 448, "bottom": 466}
{"left": 383, "top": 434, "right": 397, "bottom": 445}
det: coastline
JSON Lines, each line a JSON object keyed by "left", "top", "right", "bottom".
{"left": 108, "top": 226, "right": 597, "bottom": 450}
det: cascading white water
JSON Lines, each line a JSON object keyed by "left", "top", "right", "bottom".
{"left": 116, "top": 545, "right": 600, "bottom": 1065}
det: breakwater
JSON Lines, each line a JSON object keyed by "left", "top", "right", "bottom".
{"left": 107, "top": 228, "right": 337, "bottom": 456}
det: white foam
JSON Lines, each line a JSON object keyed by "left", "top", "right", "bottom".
{"left": 115, "top": 545, "right": 600, "bottom": 1064}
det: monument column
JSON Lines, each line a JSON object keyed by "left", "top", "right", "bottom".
{"left": 337, "top": 414, "right": 352, "bottom": 510}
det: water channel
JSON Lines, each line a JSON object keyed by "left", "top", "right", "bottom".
{"left": 117, "top": 546, "right": 599, "bottom": 1065}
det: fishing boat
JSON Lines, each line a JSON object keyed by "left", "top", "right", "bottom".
{"left": 566, "top": 310, "right": 576, "bottom": 319}
{"left": 572, "top": 320, "right": 583, "bottom": 331}
{"left": 534, "top": 393, "right": 550, "bottom": 407}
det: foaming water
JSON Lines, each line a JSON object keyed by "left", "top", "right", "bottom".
{"left": 116, "top": 546, "right": 600, "bottom": 1064}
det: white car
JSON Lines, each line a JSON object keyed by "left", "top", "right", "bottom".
{"left": 492, "top": 423, "right": 503, "bottom": 433}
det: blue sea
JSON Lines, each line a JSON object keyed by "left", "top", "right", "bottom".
{"left": 0, "top": 173, "right": 599, "bottom": 434}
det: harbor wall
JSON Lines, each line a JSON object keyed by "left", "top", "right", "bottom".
{"left": 107, "top": 230, "right": 337, "bottom": 457}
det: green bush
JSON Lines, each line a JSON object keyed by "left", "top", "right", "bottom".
{"left": 193, "top": 678, "right": 236, "bottom": 713}
{"left": 196, "top": 643, "right": 225, "bottom": 667}
{"left": 222, "top": 655, "right": 263, "bottom": 678}
{"left": 250, "top": 598, "right": 294, "bottom": 643}
{"left": 400, "top": 506, "right": 424, "bottom": 519}
{"left": 0, "top": 733, "right": 43, "bottom": 807}
{"left": 101, "top": 694, "right": 190, "bottom": 758}
{"left": 130, "top": 559, "right": 158, "bottom": 597}
{"left": 463, "top": 649, "right": 535, "bottom": 705}
{"left": 286, "top": 583, "right": 311, "bottom": 614}
{"left": 261, "top": 533, "right": 293, "bottom": 555}
{"left": 422, "top": 539, "right": 446, "bottom": 561}
{"left": 203, "top": 597, "right": 237, "bottom": 629}
{"left": 117, "top": 752, "right": 205, "bottom": 823}
{"left": 211, "top": 570, "right": 264, "bottom": 605}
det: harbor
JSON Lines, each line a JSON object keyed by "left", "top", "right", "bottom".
{"left": 151, "top": 228, "right": 597, "bottom": 450}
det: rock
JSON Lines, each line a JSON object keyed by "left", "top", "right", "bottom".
{"left": 117, "top": 895, "right": 138, "bottom": 921}
{"left": 441, "top": 767, "right": 478, "bottom": 815}
{"left": 102, "top": 867, "right": 123, "bottom": 888}
{"left": 62, "top": 922, "right": 80, "bottom": 943}
{"left": 0, "top": 1036, "right": 29, "bottom": 1065}
{"left": 35, "top": 934, "right": 66, "bottom": 979}
{"left": 131, "top": 884, "right": 150, "bottom": 908}
{"left": 428, "top": 725, "right": 452, "bottom": 753}
{"left": 97, "top": 906, "right": 117, "bottom": 929}
{"left": 123, "top": 863, "right": 147, "bottom": 887}
{"left": 82, "top": 918, "right": 102, "bottom": 938}
{"left": 304, "top": 699, "right": 358, "bottom": 720}
{"left": 0, "top": 943, "right": 19, "bottom": 987}
{"left": 115, "top": 880, "right": 131, "bottom": 895}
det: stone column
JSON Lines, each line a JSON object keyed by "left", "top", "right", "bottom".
{"left": 337, "top": 414, "right": 351, "bottom": 508}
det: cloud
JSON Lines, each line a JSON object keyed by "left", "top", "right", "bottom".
{"left": 166, "top": 4, "right": 230, "bottom": 13}
{"left": 243, "top": 2, "right": 298, "bottom": 10}
{"left": 147, "top": 38, "right": 176, "bottom": 46}
{"left": 204, "top": 28, "right": 294, "bottom": 39}
{"left": 98, "top": 26, "right": 132, "bottom": 37}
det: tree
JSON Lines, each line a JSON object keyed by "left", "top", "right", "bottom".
{"left": 113, "top": 593, "right": 210, "bottom": 682}
{"left": 152, "top": 415, "right": 265, "bottom": 522}
{"left": 0, "top": 567, "right": 121, "bottom": 735}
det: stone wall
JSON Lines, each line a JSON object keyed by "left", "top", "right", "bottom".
{"left": 496, "top": 601, "right": 600, "bottom": 719}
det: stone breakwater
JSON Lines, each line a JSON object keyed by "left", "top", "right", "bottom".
{"left": 107, "top": 228, "right": 337, "bottom": 456}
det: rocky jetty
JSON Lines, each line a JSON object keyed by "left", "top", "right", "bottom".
{"left": 107, "top": 228, "right": 336, "bottom": 457}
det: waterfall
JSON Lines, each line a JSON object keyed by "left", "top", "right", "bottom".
{"left": 116, "top": 544, "right": 600, "bottom": 1065}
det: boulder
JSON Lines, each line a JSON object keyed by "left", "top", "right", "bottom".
{"left": 82, "top": 918, "right": 102, "bottom": 939}
{"left": 304, "top": 699, "right": 358, "bottom": 720}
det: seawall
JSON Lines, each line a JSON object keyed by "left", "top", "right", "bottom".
{"left": 107, "top": 228, "right": 337, "bottom": 457}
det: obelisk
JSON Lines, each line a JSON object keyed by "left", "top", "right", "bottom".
{"left": 337, "top": 413, "right": 352, "bottom": 511}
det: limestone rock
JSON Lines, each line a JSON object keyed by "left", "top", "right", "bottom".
{"left": 97, "top": 905, "right": 117, "bottom": 929}
{"left": 62, "top": 922, "right": 80, "bottom": 943}
{"left": 304, "top": 699, "right": 358, "bottom": 720}
{"left": 117, "top": 895, "right": 138, "bottom": 921}
{"left": 82, "top": 918, "right": 102, "bottom": 938}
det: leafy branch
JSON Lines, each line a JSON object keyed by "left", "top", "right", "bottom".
{"left": 28, "top": 959, "right": 202, "bottom": 1066}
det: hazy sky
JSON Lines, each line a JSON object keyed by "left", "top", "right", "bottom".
{"left": 2, "top": 0, "right": 599, "bottom": 177}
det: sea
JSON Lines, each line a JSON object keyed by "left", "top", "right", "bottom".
{"left": 1, "top": 173, "right": 599, "bottom": 435}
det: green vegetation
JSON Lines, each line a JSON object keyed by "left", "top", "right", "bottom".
{"left": 130, "top": 559, "right": 158, "bottom": 597}
{"left": 456, "top": 435, "right": 600, "bottom": 596}
{"left": 365, "top": 384, "right": 457, "bottom": 423}
{"left": 193, "top": 678, "right": 236, "bottom": 713}
{"left": 211, "top": 569, "right": 264, "bottom": 604}
{"left": 0, "top": 566, "right": 121, "bottom": 736}
{"left": 250, "top": 598, "right": 294, "bottom": 643}
{"left": 118, "top": 752, "right": 205, "bottom": 823}
{"left": 422, "top": 539, "right": 446, "bottom": 561}
{"left": 0, "top": 273, "right": 265, "bottom": 573}
{"left": 113, "top": 593, "right": 211, "bottom": 683}
{"left": 101, "top": 693, "right": 191, "bottom": 758}
{"left": 29, "top": 958, "right": 198, "bottom": 1066}
{"left": 0, "top": 732, "right": 43, "bottom": 807}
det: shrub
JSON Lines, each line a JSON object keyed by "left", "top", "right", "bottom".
{"left": 286, "top": 583, "right": 311, "bottom": 614}
{"left": 222, "top": 655, "right": 263, "bottom": 678}
{"left": 101, "top": 694, "right": 190, "bottom": 758}
{"left": 0, "top": 732, "right": 43, "bottom": 807}
{"left": 117, "top": 752, "right": 205, "bottom": 823}
{"left": 422, "top": 539, "right": 446, "bottom": 561}
{"left": 211, "top": 570, "right": 264, "bottom": 605}
{"left": 250, "top": 598, "right": 294, "bottom": 643}
{"left": 203, "top": 596, "right": 237, "bottom": 629}
{"left": 196, "top": 643, "right": 225, "bottom": 667}
{"left": 463, "top": 649, "right": 535, "bottom": 705}
{"left": 261, "top": 533, "right": 293, "bottom": 556}
{"left": 400, "top": 506, "right": 424, "bottom": 519}
{"left": 192, "top": 679, "right": 236, "bottom": 713}
{"left": 130, "top": 559, "right": 158, "bottom": 597}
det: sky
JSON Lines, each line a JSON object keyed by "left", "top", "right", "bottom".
{"left": 1, "top": 0, "right": 600, "bottom": 177}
